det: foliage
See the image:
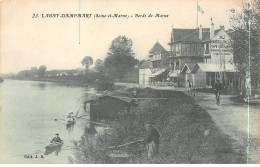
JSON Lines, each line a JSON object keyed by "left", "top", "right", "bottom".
{"left": 17, "top": 70, "right": 32, "bottom": 78}
{"left": 104, "top": 36, "right": 139, "bottom": 80}
{"left": 95, "top": 59, "right": 104, "bottom": 73}
{"left": 228, "top": 0, "right": 260, "bottom": 86}
{"left": 70, "top": 128, "right": 112, "bottom": 163}
{"left": 94, "top": 75, "right": 115, "bottom": 91}
{"left": 31, "top": 67, "right": 38, "bottom": 77}
{"left": 38, "top": 65, "right": 47, "bottom": 78}
{"left": 81, "top": 56, "right": 94, "bottom": 70}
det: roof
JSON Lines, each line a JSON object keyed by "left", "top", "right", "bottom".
{"left": 84, "top": 91, "right": 134, "bottom": 103}
{"left": 181, "top": 63, "right": 196, "bottom": 74}
{"left": 149, "top": 42, "right": 167, "bottom": 53}
{"left": 192, "top": 63, "right": 237, "bottom": 73}
{"left": 149, "top": 68, "right": 167, "bottom": 77}
{"left": 169, "top": 71, "right": 178, "bottom": 77}
{"left": 171, "top": 28, "right": 211, "bottom": 42}
{"left": 214, "top": 29, "right": 222, "bottom": 35}
{"left": 138, "top": 60, "right": 150, "bottom": 69}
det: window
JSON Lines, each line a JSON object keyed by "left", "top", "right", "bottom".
{"left": 176, "top": 44, "right": 180, "bottom": 54}
{"left": 205, "top": 43, "right": 209, "bottom": 54}
{"left": 176, "top": 61, "right": 179, "bottom": 70}
{"left": 171, "top": 62, "right": 174, "bottom": 70}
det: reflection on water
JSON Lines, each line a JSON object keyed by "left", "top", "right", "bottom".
{"left": 0, "top": 80, "right": 96, "bottom": 163}
{"left": 37, "top": 82, "right": 46, "bottom": 90}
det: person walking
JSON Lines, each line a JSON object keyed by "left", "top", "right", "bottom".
{"left": 143, "top": 122, "right": 160, "bottom": 159}
{"left": 214, "top": 79, "right": 224, "bottom": 105}
{"left": 214, "top": 79, "right": 224, "bottom": 98}
{"left": 187, "top": 80, "right": 192, "bottom": 94}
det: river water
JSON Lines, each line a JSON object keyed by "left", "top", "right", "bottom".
{"left": 0, "top": 80, "right": 95, "bottom": 163}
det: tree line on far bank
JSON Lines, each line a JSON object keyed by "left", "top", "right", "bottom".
{"left": 16, "top": 65, "right": 47, "bottom": 78}
{"left": 12, "top": 35, "right": 139, "bottom": 89}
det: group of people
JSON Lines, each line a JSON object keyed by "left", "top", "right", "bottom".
{"left": 187, "top": 79, "right": 224, "bottom": 102}
{"left": 49, "top": 112, "right": 76, "bottom": 148}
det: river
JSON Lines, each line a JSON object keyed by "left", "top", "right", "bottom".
{"left": 0, "top": 79, "right": 96, "bottom": 163}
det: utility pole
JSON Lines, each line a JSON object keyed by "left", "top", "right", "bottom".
{"left": 196, "top": 2, "right": 198, "bottom": 28}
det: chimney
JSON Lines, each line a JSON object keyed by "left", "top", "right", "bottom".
{"left": 210, "top": 19, "right": 215, "bottom": 38}
{"left": 199, "top": 25, "right": 202, "bottom": 40}
{"left": 220, "top": 25, "right": 225, "bottom": 30}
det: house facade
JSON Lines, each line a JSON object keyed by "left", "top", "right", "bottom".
{"left": 148, "top": 42, "right": 169, "bottom": 83}
{"left": 138, "top": 60, "right": 152, "bottom": 86}
{"left": 168, "top": 22, "right": 237, "bottom": 88}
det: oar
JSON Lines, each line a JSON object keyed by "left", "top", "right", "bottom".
{"left": 76, "top": 115, "right": 88, "bottom": 119}
{"left": 54, "top": 118, "right": 65, "bottom": 121}
{"left": 108, "top": 139, "right": 143, "bottom": 149}
{"left": 75, "top": 109, "right": 80, "bottom": 117}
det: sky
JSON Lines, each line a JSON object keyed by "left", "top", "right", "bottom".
{"left": 0, "top": 0, "right": 245, "bottom": 73}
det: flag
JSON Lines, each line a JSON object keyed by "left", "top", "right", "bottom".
{"left": 197, "top": 4, "right": 204, "bottom": 14}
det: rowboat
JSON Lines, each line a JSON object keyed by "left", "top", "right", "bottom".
{"left": 66, "top": 120, "right": 76, "bottom": 129}
{"left": 44, "top": 142, "right": 63, "bottom": 155}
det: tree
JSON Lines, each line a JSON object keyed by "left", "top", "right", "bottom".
{"left": 31, "top": 67, "right": 38, "bottom": 78}
{"left": 104, "top": 35, "right": 138, "bottom": 80}
{"left": 95, "top": 59, "right": 104, "bottom": 73}
{"left": 228, "top": 0, "right": 260, "bottom": 87}
{"left": 38, "top": 65, "right": 47, "bottom": 78}
{"left": 81, "top": 56, "right": 93, "bottom": 72}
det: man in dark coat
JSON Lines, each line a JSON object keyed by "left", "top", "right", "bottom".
{"left": 51, "top": 133, "right": 62, "bottom": 143}
{"left": 214, "top": 79, "right": 224, "bottom": 98}
{"left": 143, "top": 122, "right": 160, "bottom": 158}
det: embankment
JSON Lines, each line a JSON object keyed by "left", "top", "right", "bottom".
{"left": 71, "top": 88, "right": 246, "bottom": 164}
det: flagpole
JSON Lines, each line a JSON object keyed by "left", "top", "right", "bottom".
{"left": 196, "top": 2, "right": 198, "bottom": 28}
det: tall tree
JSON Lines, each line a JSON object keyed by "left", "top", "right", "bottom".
{"left": 81, "top": 56, "right": 93, "bottom": 72}
{"left": 228, "top": 0, "right": 260, "bottom": 86}
{"left": 104, "top": 35, "right": 138, "bottom": 80}
{"left": 31, "top": 67, "right": 38, "bottom": 78}
{"left": 95, "top": 59, "right": 104, "bottom": 73}
{"left": 38, "top": 65, "right": 47, "bottom": 78}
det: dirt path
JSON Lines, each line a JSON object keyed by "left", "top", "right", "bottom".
{"left": 194, "top": 92, "right": 260, "bottom": 163}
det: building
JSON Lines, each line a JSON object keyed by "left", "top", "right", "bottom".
{"left": 148, "top": 41, "right": 169, "bottom": 82}
{"left": 138, "top": 60, "right": 152, "bottom": 86}
{"left": 84, "top": 91, "right": 135, "bottom": 121}
{"left": 168, "top": 21, "right": 237, "bottom": 88}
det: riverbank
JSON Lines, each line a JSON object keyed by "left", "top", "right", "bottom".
{"left": 71, "top": 88, "right": 246, "bottom": 163}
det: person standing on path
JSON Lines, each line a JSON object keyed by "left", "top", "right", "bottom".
{"left": 187, "top": 80, "right": 192, "bottom": 94}
{"left": 214, "top": 79, "right": 224, "bottom": 99}
{"left": 143, "top": 122, "right": 160, "bottom": 159}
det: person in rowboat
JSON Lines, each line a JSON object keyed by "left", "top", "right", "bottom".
{"left": 51, "top": 133, "right": 62, "bottom": 143}
{"left": 67, "top": 112, "right": 75, "bottom": 123}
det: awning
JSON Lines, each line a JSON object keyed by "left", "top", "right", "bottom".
{"left": 169, "top": 72, "right": 178, "bottom": 77}
{"left": 149, "top": 68, "right": 167, "bottom": 77}
{"left": 192, "top": 63, "right": 237, "bottom": 73}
